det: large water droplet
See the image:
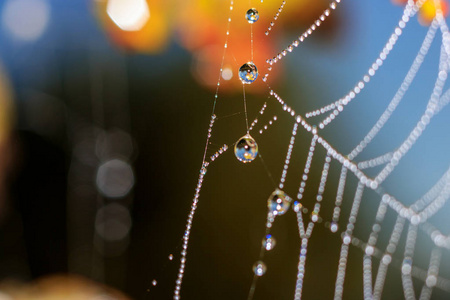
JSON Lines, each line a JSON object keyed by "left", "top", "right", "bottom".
{"left": 263, "top": 234, "right": 276, "bottom": 251}
{"left": 268, "top": 189, "right": 292, "bottom": 216}
{"left": 253, "top": 261, "right": 267, "bottom": 276}
{"left": 239, "top": 62, "right": 258, "bottom": 84}
{"left": 234, "top": 134, "right": 258, "bottom": 163}
{"left": 246, "top": 8, "right": 259, "bottom": 23}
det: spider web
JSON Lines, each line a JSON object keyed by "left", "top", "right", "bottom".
{"left": 170, "top": 0, "right": 450, "bottom": 299}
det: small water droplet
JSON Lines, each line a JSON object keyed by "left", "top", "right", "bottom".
{"left": 239, "top": 62, "right": 258, "bottom": 84}
{"left": 253, "top": 261, "right": 267, "bottom": 276}
{"left": 168, "top": 254, "right": 173, "bottom": 260}
{"left": 234, "top": 134, "right": 258, "bottom": 163}
{"left": 200, "top": 167, "right": 207, "bottom": 175}
{"left": 268, "top": 189, "right": 292, "bottom": 216}
{"left": 293, "top": 201, "right": 302, "bottom": 212}
{"left": 152, "top": 280, "right": 157, "bottom": 286}
{"left": 330, "top": 221, "right": 338, "bottom": 232}
{"left": 343, "top": 234, "right": 351, "bottom": 245}
{"left": 263, "top": 234, "right": 276, "bottom": 251}
{"left": 246, "top": 8, "right": 259, "bottom": 24}
{"left": 402, "top": 257, "right": 412, "bottom": 275}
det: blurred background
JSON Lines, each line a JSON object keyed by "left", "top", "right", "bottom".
{"left": 0, "top": 0, "right": 448, "bottom": 299}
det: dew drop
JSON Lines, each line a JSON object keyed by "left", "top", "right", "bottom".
{"left": 234, "top": 134, "right": 258, "bottom": 163}
{"left": 268, "top": 189, "right": 292, "bottom": 216}
{"left": 200, "top": 167, "right": 207, "bottom": 175}
{"left": 263, "top": 234, "right": 276, "bottom": 251}
{"left": 239, "top": 62, "right": 258, "bottom": 84}
{"left": 401, "top": 257, "right": 412, "bottom": 275}
{"left": 253, "top": 261, "right": 267, "bottom": 276}
{"left": 246, "top": 8, "right": 259, "bottom": 24}
{"left": 293, "top": 201, "right": 302, "bottom": 212}
{"left": 168, "top": 254, "right": 173, "bottom": 260}
{"left": 152, "top": 280, "right": 157, "bottom": 286}
{"left": 330, "top": 221, "right": 338, "bottom": 233}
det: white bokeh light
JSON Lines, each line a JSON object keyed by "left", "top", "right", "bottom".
{"left": 2, "top": 0, "right": 50, "bottom": 42}
{"left": 96, "top": 158, "right": 135, "bottom": 198}
{"left": 95, "top": 203, "right": 132, "bottom": 241}
{"left": 106, "top": 0, "right": 150, "bottom": 31}
{"left": 221, "top": 67, "right": 233, "bottom": 81}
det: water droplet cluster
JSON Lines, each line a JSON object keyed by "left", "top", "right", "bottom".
{"left": 172, "top": 0, "right": 450, "bottom": 299}
{"left": 248, "top": 102, "right": 267, "bottom": 132}
{"left": 258, "top": 115, "right": 277, "bottom": 135}
{"left": 265, "top": 0, "right": 286, "bottom": 35}
{"left": 210, "top": 144, "right": 229, "bottom": 162}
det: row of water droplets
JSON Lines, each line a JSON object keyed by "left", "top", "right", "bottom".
{"left": 248, "top": 1, "right": 450, "bottom": 300}
{"left": 170, "top": 0, "right": 450, "bottom": 298}
{"left": 262, "top": 0, "right": 342, "bottom": 83}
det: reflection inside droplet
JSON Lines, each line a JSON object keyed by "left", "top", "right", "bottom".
{"left": 234, "top": 134, "right": 258, "bottom": 163}
{"left": 245, "top": 8, "right": 259, "bottom": 24}
{"left": 239, "top": 62, "right": 258, "bottom": 84}
{"left": 268, "top": 189, "right": 292, "bottom": 216}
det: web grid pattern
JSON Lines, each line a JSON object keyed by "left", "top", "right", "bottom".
{"left": 172, "top": 0, "right": 450, "bottom": 299}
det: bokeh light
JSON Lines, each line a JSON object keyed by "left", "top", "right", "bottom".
{"left": 95, "top": 203, "right": 132, "bottom": 242}
{"left": 94, "top": 0, "right": 171, "bottom": 53}
{"left": 96, "top": 129, "right": 135, "bottom": 160}
{"left": 392, "top": 0, "right": 449, "bottom": 25}
{"left": 96, "top": 158, "right": 135, "bottom": 198}
{"left": 106, "top": 0, "right": 150, "bottom": 31}
{"left": 2, "top": 0, "right": 50, "bottom": 42}
{"left": 221, "top": 66, "right": 233, "bottom": 81}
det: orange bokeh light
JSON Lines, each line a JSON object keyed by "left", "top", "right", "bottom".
{"left": 392, "top": 0, "right": 449, "bottom": 25}
{"left": 94, "top": 0, "right": 172, "bottom": 53}
{"left": 94, "top": 0, "right": 333, "bottom": 90}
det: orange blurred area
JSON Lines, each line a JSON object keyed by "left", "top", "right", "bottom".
{"left": 0, "top": 63, "right": 14, "bottom": 146}
{"left": 0, "top": 275, "right": 131, "bottom": 299}
{"left": 94, "top": 0, "right": 172, "bottom": 53}
{"left": 94, "top": 0, "right": 333, "bottom": 92}
{"left": 179, "top": 0, "right": 331, "bottom": 91}
{"left": 392, "top": 0, "right": 449, "bottom": 25}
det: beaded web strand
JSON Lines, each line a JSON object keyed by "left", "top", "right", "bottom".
{"left": 167, "top": 0, "right": 450, "bottom": 299}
